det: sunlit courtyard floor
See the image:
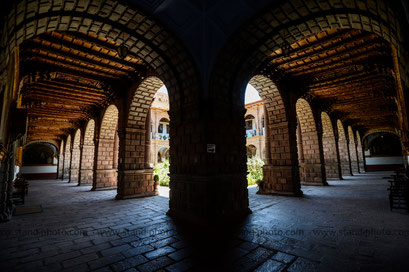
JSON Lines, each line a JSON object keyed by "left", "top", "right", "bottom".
{"left": 1, "top": 171, "right": 409, "bottom": 271}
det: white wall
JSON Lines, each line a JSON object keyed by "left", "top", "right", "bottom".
{"left": 365, "top": 156, "right": 404, "bottom": 165}
{"left": 21, "top": 166, "right": 57, "bottom": 174}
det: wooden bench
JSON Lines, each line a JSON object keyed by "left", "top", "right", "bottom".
{"left": 12, "top": 175, "right": 29, "bottom": 205}
{"left": 388, "top": 174, "right": 409, "bottom": 211}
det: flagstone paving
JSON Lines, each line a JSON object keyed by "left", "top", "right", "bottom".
{"left": 1, "top": 171, "right": 408, "bottom": 271}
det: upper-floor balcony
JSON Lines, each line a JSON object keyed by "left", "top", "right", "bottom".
{"left": 246, "top": 128, "right": 264, "bottom": 138}
{"left": 151, "top": 133, "right": 170, "bottom": 140}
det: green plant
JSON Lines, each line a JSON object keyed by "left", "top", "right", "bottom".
{"left": 247, "top": 156, "right": 264, "bottom": 185}
{"left": 154, "top": 159, "right": 170, "bottom": 186}
{"left": 153, "top": 174, "right": 159, "bottom": 183}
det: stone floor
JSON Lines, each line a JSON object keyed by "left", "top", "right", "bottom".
{"left": 1, "top": 171, "right": 409, "bottom": 271}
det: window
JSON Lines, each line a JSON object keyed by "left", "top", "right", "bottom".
{"left": 245, "top": 119, "right": 253, "bottom": 130}
{"left": 158, "top": 123, "right": 164, "bottom": 134}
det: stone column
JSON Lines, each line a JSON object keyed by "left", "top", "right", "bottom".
{"left": 345, "top": 137, "right": 354, "bottom": 176}
{"left": 116, "top": 126, "right": 155, "bottom": 199}
{"left": 70, "top": 146, "right": 80, "bottom": 183}
{"left": 61, "top": 151, "right": 65, "bottom": 180}
{"left": 145, "top": 109, "right": 152, "bottom": 168}
{"left": 167, "top": 104, "right": 252, "bottom": 224}
{"left": 333, "top": 127, "right": 343, "bottom": 179}
{"left": 67, "top": 147, "right": 73, "bottom": 182}
{"left": 263, "top": 106, "right": 272, "bottom": 165}
{"left": 315, "top": 120, "right": 328, "bottom": 185}
{"left": 77, "top": 143, "right": 84, "bottom": 185}
{"left": 80, "top": 143, "right": 94, "bottom": 185}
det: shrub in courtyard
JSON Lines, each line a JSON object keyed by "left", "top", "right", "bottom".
{"left": 247, "top": 156, "right": 264, "bottom": 185}
{"left": 154, "top": 159, "right": 170, "bottom": 186}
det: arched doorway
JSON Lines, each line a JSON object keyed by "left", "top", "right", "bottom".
{"left": 22, "top": 142, "right": 58, "bottom": 179}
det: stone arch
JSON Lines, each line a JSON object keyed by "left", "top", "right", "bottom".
{"left": 117, "top": 76, "right": 164, "bottom": 199}
{"left": 57, "top": 139, "right": 64, "bottom": 179}
{"left": 363, "top": 129, "right": 399, "bottom": 141}
{"left": 295, "top": 98, "right": 326, "bottom": 185}
{"left": 321, "top": 112, "right": 340, "bottom": 179}
{"left": 365, "top": 132, "right": 402, "bottom": 156}
{"left": 25, "top": 139, "right": 60, "bottom": 150}
{"left": 93, "top": 105, "right": 119, "bottom": 190}
{"left": 1, "top": 0, "right": 202, "bottom": 120}
{"left": 80, "top": 119, "right": 95, "bottom": 185}
{"left": 211, "top": 0, "right": 408, "bottom": 104}
{"left": 356, "top": 131, "right": 365, "bottom": 172}
{"left": 210, "top": 1, "right": 409, "bottom": 178}
{"left": 158, "top": 147, "right": 170, "bottom": 163}
{"left": 248, "top": 75, "right": 301, "bottom": 196}
{"left": 23, "top": 142, "right": 57, "bottom": 166}
{"left": 63, "top": 135, "right": 71, "bottom": 180}
{"left": 337, "top": 120, "right": 352, "bottom": 176}
{"left": 246, "top": 145, "right": 257, "bottom": 158}
{"left": 348, "top": 126, "right": 359, "bottom": 173}
{"left": 70, "top": 129, "right": 81, "bottom": 183}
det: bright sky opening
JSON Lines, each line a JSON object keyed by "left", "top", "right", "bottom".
{"left": 245, "top": 84, "right": 261, "bottom": 104}
{"left": 158, "top": 84, "right": 260, "bottom": 104}
{"left": 157, "top": 85, "right": 168, "bottom": 94}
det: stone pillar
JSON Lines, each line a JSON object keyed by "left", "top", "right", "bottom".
{"left": 77, "top": 143, "right": 84, "bottom": 185}
{"left": 295, "top": 99, "right": 326, "bottom": 185}
{"left": 145, "top": 109, "right": 152, "bottom": 168}
{"left": 345, "top": 137, "right": 354, "bottom": 176}
{"left": 333, "top": 127, "right": 343, "bottom": 179}
{"left": 167, "top": 105, "right": 252, "bottom": 224}
{"left": 93, "top": 138, "right": 118, "bottom": 189}
{"left": 296, "top": 120, "right": 304, "bottom": 162}
{"left": 116, "top": 127, "right": 155, "bottom": 199}
{"left": 262, "top": 119, "right": 302, "bottom": 196}
{"left": 315, "top": 120, "right": 328, "bottom": 185}
{"left": 57, "top": 145, "right": 64, "bottom": 179}
{"left": 356, "top": 134, "right": 365, "bottom": 173}
{"left": 67, "top": 148, "right": 73, "bottom": 182}
{"left": 63, "top": 140, "right": 71, "bottom": 180}
{"left": 70, "top": 146, "right": 80, "bottom": 183}
{"left": 80, "top": 120, "right": 95, "bottom": 186}
{"left": 263, "top": 106, "right": 272, "bottom": 165}
{"left": 0, "top": 156, "right": 13, "bottom": 222}
{"left": 60, "top": 147, "right": 65, "bottom": 180}
{"left": 79, "top": 143, "right": 94, "bottom": 185}
{"left": 348, "top": 129, "right": 359, "bottom": 174}
{"left": 322, "top": 134, "right": 341, "bottom": 179}
{"left": 337, "top": 122, "right": 352, "bottom": 176}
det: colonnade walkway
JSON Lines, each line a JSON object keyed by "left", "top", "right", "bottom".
{"left": 1, "top": 172, "right": 408, "bottom": 271}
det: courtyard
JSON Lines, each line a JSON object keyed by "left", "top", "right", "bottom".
{"left": 1, "top": 171, "right": 408, "bottom": 271}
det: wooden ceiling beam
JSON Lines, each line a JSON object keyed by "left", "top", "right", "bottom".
{"left": 21, "top": 60, "right": 117, "bottom": 85}
{"left": 308, "top": 70, "right": 391, "bottom": 89}
{"left": 272, "top": 32, "right": 380, "bottom": 67}
{"left": 269, "top": 29, "right": 355, "bottom": 59}
{"left": 22, "top": 96, "right": 96, "bottom": 107}
{"left": 59, "top": 31, "right": 144, "bottom": 62}
{"left": 31, "top": 34, "right": 145, "bottom": 72}
{"left": 26, "top": 86, "right": 106, "bottom": 102}
{"left": 34, "top": 78, "right": 105, "bottom": 94}
{"left": 284, "top": 47, "right": 390, "bottom": 75}
{"left": 29, "top": 82, "right": 107, "bottom": 100}
{"left": 22, "top": 48, "right": 132, "bottom": 79}
{"left": 22, "top": 56, "right": 122, "bottom": 81}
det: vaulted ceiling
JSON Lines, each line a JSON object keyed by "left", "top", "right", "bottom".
{"left": 18, "top": 31, "right": 147, "bottom": 142}
{"left": 19, "top": 28, "right": 398, "bottom": 142}
{"left": 263, "top": 28, "right": 397, "bottom": 132}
